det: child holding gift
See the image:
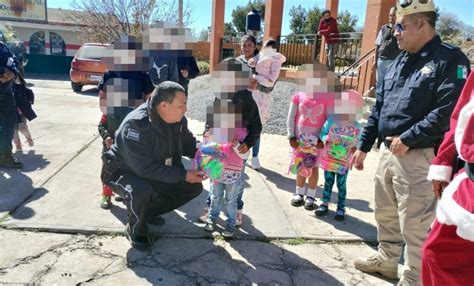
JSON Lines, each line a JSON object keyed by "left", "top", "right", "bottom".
{"left": 315, "top": 90, "right": 364, "bottom": 221}
{"left": 287, "top": 63, "right": 341, "bottom": 210}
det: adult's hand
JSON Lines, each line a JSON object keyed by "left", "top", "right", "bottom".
{"left": 350, "top": 150, "right": 367, "bottom": 170}
{"left": 386, "top": 136, "right": 409, "bottom": 156}
{"left": 185, "top": 170, "right": 207, "bottom": 184}
{"left": 289, "top": 138, "right": 298, "bottom": 149}
{"left": 105, "top": 137, "right": 113, "bottom": 149}
{"left": 432, "top": 180, "right": 449, "bottom": 199}
{"left": 238, "top": 143, "right": 249, "bottom": 154}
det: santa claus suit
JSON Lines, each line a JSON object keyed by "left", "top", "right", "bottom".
{"left": 422, "top": 72, "right": 474, "bottom": 286}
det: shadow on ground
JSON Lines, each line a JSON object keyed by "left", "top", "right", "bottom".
{"left": 126, "top": 238, "right": 345, "bottom": 285}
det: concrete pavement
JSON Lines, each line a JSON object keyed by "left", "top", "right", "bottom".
{"left": 0, "top": 78, "right": 396, "bottom": 285}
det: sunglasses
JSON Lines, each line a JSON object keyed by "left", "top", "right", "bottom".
{"left": 395, "top": 22, "right": 406, "bottom": 33}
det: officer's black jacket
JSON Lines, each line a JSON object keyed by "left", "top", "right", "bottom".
{"left": 0, "top": 42, "right": 19, "bottom": 98}
{"left": 359, "top": 36, "right": 471, "bottom": 152}
{"left": 106, "top": 101, "right": 197, "bottom": 184}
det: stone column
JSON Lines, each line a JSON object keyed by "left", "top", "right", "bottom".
{"left": 210, "top": 0, "right": 225, "bottom": 72}
{"left": 263, "top": 0, "right": 284, "bottom": 42}
{"left": 358, "top": 0, "right": 396, "bottom": 95}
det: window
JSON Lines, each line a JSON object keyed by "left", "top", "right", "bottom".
{"left": 50, "top": 32, "right": 66, "bottom": 56}
{"left": 29, "top": 31, "right": 46, "bottom": 55}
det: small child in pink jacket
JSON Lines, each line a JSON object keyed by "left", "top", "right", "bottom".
{"left": 248, "top": 39, "right": 286, "bottom": 124}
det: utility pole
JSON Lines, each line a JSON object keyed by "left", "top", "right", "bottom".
{"left": 178, "top": 0, "right": 184, "bottom": 28}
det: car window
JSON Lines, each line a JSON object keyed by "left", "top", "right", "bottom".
{"left": 76, "top": 45, "right": 107, "bottom": 60}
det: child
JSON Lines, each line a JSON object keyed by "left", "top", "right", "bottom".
{"left": 247, "top": 39, "right": 286, "bottom": 124}
{"left": 13, "top": 75, "right": 36, "bottom": 152}
{"left": 287, "top": 63, "right": 341, "bottom": 210}
{"left": 200, "top": 59, "right": 262, "bottom": 235}
{"left": 97, "top": 35, "right": 155, "bottom": 209}
{"left": 315, "top": 90, "right": 364, "bottom": 221}
{"left": 97, "top": 113, "right": 123, "bottom": 209}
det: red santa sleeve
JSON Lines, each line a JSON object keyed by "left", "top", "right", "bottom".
{"left": 428, "top": 72, "right": 474, "bottom": 182}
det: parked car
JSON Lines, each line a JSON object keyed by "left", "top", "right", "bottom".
{"left": 69, "top": 43, "right": 108, "bottom": 92}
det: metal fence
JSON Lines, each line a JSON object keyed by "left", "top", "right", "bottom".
{"left": 277, "top": 32, "right": 363, "bottom": 70}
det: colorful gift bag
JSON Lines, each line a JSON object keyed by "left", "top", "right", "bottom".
{"left": 319, "top": 132, "right": 356, "bottom": 175}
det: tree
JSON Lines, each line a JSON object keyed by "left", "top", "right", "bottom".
{"left": 337, "top": 10, "right": 358, "bottom": 34}
{"left": 198, "top": 28, "right": 209, "bottom": 42}
{"left": 224, "top": 22, "right": 237, "bottom": 37}
{"left": 304, "top": 7, "right": 323, "bottom": 34}
{"left": 231, "top": 0, "right": 265, "bottom": 33}
{"left": 437, "top": 12, "right": 462, "bottom": 42}
{"left": 289, "top": 5, "right": 307, "bottom": 35}
{"left": 68, "top": 0, "right": 194, "bottom": 43}
{"left": 288, "top": 5, "right": 357, "bottom": 36}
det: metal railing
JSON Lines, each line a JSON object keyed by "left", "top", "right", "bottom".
{"left": 338, "top": 48, "right": 376, "bottom": 93}
{"left": 276, "top": 32, "right": 363, "bottom": 69}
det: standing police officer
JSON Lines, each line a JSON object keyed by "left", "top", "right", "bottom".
{"left": 350, "top": 1, "right": 470, "bottom": 285}
{"left": 0, "top": 41, "right": 22, "bottom": 168}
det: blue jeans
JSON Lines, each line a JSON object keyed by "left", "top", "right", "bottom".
{"left": 208, "top": 180, "right": 239, "bottom": 228}
{"left": 376, "top": 58, "right": 393, "bottom": 94}
{"left": 322, "top": 171, "right": 348, "bottom": 211}
{"left": 206, "top": 160, "right": 246, "bottom": 210}
{"left": 252, "top": 138, "right": 260, "bottom": 158}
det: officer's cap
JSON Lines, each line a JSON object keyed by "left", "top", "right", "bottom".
{"left": 396, "top": 0, "right": 436, "bottom": 17}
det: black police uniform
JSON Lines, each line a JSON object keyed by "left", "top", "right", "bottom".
{"left": 0, "top": 41, "right": 20, "bottom": 167}
{"left": 359, "top": 35, "right": 471, "bottom": 152}
{"left": 101, "top": 99, "right": 202, "bottom": 249}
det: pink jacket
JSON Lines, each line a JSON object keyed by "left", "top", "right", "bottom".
{"left": 250, "top": 48, "right": 286, "bottom": 88}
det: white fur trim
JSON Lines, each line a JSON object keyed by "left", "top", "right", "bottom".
{"left": 455, "top": 100, "right": 474, "bottom": 162}
{"left": 436, "top": 172, "right": 474, "bottom": 241}
{"left": 427, "top": 165, "right": 452, "bottom": 182}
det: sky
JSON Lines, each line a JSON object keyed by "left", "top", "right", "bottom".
{"left": 47, "top": 0, "right": 474, "bottom": 36}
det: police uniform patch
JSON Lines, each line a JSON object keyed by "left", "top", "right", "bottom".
{"left": 420, "top": 63, "right": 435, "bottom": 77}
{"left": 126, "top": 128, "right": 140, "bottom": 141}
{"left": 6, "top": 57, "right": 14, "bottom": 67}
{"left": 457, "top": 65, "right": 468, "bottom": 79}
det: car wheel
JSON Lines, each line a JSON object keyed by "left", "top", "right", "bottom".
{"left": 71, "top": 82, "right": 83, "bottom": 92}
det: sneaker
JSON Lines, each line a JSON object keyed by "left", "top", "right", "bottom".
{"left": 353, "top": 253, "right": 398, "bottom": 279}
{"left": 315, "top": 204, "right": 329, "bottom": 216}
{"left": 204, "top": 222, "right": 215, "bottom": 232}
{"left": 335, "top": 209, "right": 345, "bottom": 221}
{"left": 304, "top": 197, "right": 316, "bottom": 211}
{"left": 251, "top": 156, "right": 261, "bottom": 170}
{"left": 199, "top": 208, "right": 209, "bottom": 223}
{"left": 222, "top": 225, "right": 235, "bottom": 238}
{"left": 236, "top": 210, "right": 243, "bottom": 227}
{"left": 100, "top": 195, "right": 112, "bottom": 209}
{"left": 291, "top": 194, "right": 304, "bottom": 207}
{"left": 15, "top": 144, "right": 23, "bottom": 152}
{"left": 27, "top": 139, "right": 34, "bottom": 147}
{"left": 0, "top": 155, "right": 23, "bottom": 169}
{"left": 125, "top": 224, "right": 152, "bottom": 250}
{"left": 148, "top": 215, "right": 165, "bottom": 226}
